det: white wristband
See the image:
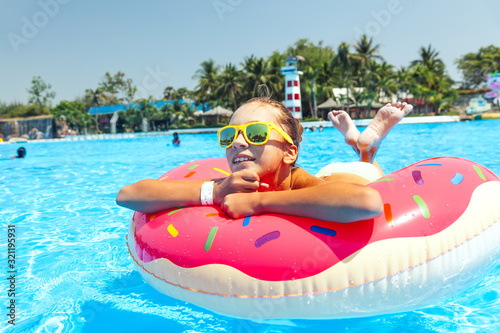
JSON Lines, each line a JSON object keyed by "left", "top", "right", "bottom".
{"left": 200, "top": 181, "right": 214, "bottom": 206}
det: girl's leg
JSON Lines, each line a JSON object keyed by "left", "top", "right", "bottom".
{"left": 328, "top": 110, "right": 384, "bottom": 176}
{"left": 328, "top": 110, "right": 360, "bottom": 155}
{"left": 357, "top": 102, "right": 413, "bottom": 163}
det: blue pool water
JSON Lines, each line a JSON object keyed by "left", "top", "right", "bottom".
{"left": 1, "top": 119, "right": 500, "bottom": 332}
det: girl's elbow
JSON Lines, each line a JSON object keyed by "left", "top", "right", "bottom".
{"left": 364, "top": 188, "right": 383, "bottom": 218}
{"left": 116, "top": 185, "right": 133, "bottom": 207}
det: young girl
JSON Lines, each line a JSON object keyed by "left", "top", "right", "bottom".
{"left": 116, "top": 97, "right": 412, "bottom": 223}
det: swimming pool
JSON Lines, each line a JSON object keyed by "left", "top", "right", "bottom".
{"left": 1, "top": 119, "right": 500, "bottom": 332}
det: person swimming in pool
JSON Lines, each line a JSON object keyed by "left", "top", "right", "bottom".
{"left": 172, "top": 132, "right": 180, "bottom": 146}
{"left": 11, "top": 147, "right": 26, "bottom": 159}
{"left": 116, "top": 97, "right": 412, "bottom": 222}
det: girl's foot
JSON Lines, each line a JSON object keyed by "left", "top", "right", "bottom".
{"left": 328, "top": 110, "right": 361, "bottom": 155}
{"left": 357, "top": 102, "right": 413, "bottom": 163}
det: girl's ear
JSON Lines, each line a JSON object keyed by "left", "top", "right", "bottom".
{"left": 283, "top": 144, "right": 298, "bottom": 165}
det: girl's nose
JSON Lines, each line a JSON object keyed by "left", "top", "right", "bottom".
{"left": 232, "top": 130, "right": 249, "bottom": 148}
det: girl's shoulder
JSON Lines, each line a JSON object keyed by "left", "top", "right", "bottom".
{"left": 291, "top": 167, "right": 324, "bottom": 189}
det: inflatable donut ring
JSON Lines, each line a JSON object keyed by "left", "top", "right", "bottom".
{"left": 127, "top": 157, "right": 500, "bottom": 319}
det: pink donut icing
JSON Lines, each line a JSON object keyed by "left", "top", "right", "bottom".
{"left": 132, "top": 157, "right": 499, "bottom": 281}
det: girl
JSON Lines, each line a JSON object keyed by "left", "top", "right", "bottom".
{"left": 116, "top": 97, "right": 412, "bottom": 222}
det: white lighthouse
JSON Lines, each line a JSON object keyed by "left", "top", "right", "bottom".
{"left": 281, "top": 56, "right": 303, "bottom": 119}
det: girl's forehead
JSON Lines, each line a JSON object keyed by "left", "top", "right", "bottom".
{"left": 230, "top": 103, "right": 280, "bottom": 125}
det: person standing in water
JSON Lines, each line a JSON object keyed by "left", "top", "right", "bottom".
{"left": 172, "top": 132, "right": 180, "bottom": 146}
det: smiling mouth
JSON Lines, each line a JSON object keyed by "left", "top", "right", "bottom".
{"left": 233, "top": 156, "right": 255, "bottom": 164}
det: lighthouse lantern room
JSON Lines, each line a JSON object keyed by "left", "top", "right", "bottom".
{"left": 281, "top": 56, "right": 303, "bottom": 119}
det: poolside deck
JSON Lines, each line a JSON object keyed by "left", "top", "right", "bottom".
{"left": 2, "top": 115, "right": 465, "bottom": 143}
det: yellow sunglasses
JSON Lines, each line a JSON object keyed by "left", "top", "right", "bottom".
{"left": 217, "top": 121, "right": 294, "bottom": 149}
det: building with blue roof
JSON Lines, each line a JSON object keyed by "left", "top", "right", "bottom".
{"left": 87, "top": 99, "right": 204, "bottom": 115}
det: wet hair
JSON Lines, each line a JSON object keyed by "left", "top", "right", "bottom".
{"left": 242, "top": 97, "right": 304, "bottom": 150}
{"left": 17, "top": 147, "right": 26, "bottom": 158}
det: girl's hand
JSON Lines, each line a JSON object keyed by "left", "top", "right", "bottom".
{"left": 220, "top": 192, "right": 261, "bottom": 219}
{"left": 213, "top": 170, "right": 268, "bottom": 204}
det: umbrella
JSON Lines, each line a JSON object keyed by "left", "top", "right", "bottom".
{"left": 317, "top": 98, "right": 342, "bottom": 109}
{"left": 201, "top": 106, "right": 234, "bottom": 124}
{"left": 316, "top": 98, "right": 343, "bottom": 119}
{"left": 201, "top": 106, "right": 233, "bottom": 116}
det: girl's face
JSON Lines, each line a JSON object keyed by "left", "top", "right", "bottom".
{"left": 225, "top": 102, "right": 292, "bottom": 179}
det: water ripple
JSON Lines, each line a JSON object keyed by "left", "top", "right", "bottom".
{"left": 1, "top": 121, "right": 500, "bottom": 332}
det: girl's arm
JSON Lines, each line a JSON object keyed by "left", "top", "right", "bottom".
{"left": 116, "top": 179, "right": 206, "bottom": 213}
{"left": 116, "top": 169, "right": 267, "bottom": 213}
{"left": 221, "top": 170, "right": 383, "bottom": 223}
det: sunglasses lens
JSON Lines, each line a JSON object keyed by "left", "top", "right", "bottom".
{"left": 219, "top": 128, "right": 236, "bottom": 148}
{"left": 246, "top": 124, "right": 269, "bottom": 144}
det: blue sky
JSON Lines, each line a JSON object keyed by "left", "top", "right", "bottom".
{"left": 1, "top": 0, "right": 499, "bottom": 105}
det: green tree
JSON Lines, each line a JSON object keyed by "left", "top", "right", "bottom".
{"left": 353, "top": 35, "right": 382, "bottom": 68}
{"left": 353, "top": 34, "right": 382, "bottom": 90}
{"left": 302, "top": 65, "right": 320, "bottom": 118}
{"left": 160, "top": 101, "right": 188, "bottom": 127}
{"left": 372, "top": 61, "right": 396, "bottom": 102}
{"left": 286, "top": 39, "right": 336, "bottom": 117}
{"left": 119, "top": 105, "right": 142, "bottom": 132}
{"left": 172, "top": 87, "right": 193, "bottom": 100}
{"left": 85, "top": 88, "right": 103, "bottom": 131}
{"left": 98, "top": 71, "right": 136, "bottom": 104}
{"left": 136, "top": 98, "right": 159, "bottom": 131}
{"left": 455, "top": 45, "right": 500, "bottom": 89}
{"left": 179, "top": 103, "right": 197, "bottom": 126}
{"left": 216, "top": 63, "right": 243, "bottom": 111}
{"left": 4, "top": 105, "right": 50, "bottom": 118}
{"left": 158, "top": 103, "right": 176, "bottom": 130}
{"left": 51, "top": 100, "right": 93, "bottom": 134}
{"left": 331, "top": 42, "right": 357, "bottom": 112}
{"left": 27, "top": 76, "right": 56, "bottom": 108}
{"left": 193, "top": 59, "right": 220, "bottom": 103}
{"left": 396, "top": 66, "right": 416, "bottom": 100}
{"left": 0, "top": 100, "right": 25, "bottom": 118}
{"left": 411, "top": 45, "right": 444, "bottom": 71}
{"left": 410, "top": 45, "right": 453, "bottom": 114}
{"left": 352, "top": 35, "right": 384, "bottom": 113}
{"left": 266, "top": 51, "right": 285, "bottom": 101}
{"left": 163, "top": 86, "right": 175, "bottom": 100}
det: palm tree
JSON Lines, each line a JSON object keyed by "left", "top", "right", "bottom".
{"left": 353, "top": 35, "right": 383, "bottom": 88}
{"left": 193, "top": 59, "right": 220, "bottom": 102}
{"left": 163, "top": 86, "right": 174, "bottom": 100}
{"left": 179, "top": 103, "right": 197, "bottom": 126}
{"left": 216, "top": 63, "right": 243, "bottom": 111}
{"left": 396, "top": 66, "right": 416, "bottom": 101}
{"left": 317, "top": 61, "right": 337, "bottom": 97}
{"left": 85, "top": 88, "right": 102, "bottom": 132}
{"left": 372, "top": 61, "right": 395, "bottom": 102}
{"left": 353, "top": 35, "right": 382, "bottom": 66}
{"left": 242, "top": 56, "right": 276, "bottom": 99}
{"left": 161, "top": 100, "right": 191, "bottom": 128}
{"left": 411, "top": 45, "right": 444, "bottom": 72}
{"left": 136, "top": 98, "right": 159, "bottom": 131}
{"left": 332, "top": 42, "right": 356, "bottom": 112}
{"left": 410, "top": 46, "right": 447, "bottom": 114}
{"left": 159, "top": 103, "right": 176, "bottom": 130}
{"left": 267, "top": 51, "right": 285, "bottom": 101}
{"left": 303, "top": 65, "right": 320, "bottom": 118}
{"left": 119, "top": 104, "right": 141, "bottom": 132}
